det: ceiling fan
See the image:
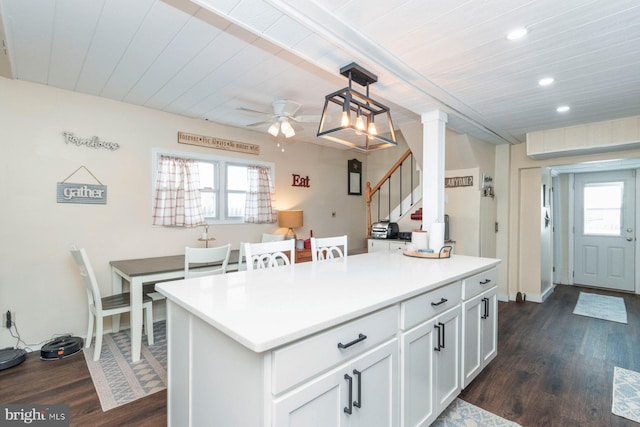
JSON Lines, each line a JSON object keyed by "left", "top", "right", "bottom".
{"left": 238, "top": 100, "right": 319, "bottom": 138}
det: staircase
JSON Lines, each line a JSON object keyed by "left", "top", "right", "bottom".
{"left": 365, "top": 149, "right": 422, "bottom": 237}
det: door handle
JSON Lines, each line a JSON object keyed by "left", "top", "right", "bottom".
{"left": 433, "top": 323, "right": 442, "bottom": 351}
{"left": 482, "top": 297, "right": 489, "bottom": 319}
{"left": 344, "top": 374, "right": 353, "bottom": 414}
{"left": 627, "top": 237, "right": 634, "bottom": 241}
{"left": 353, "top": 369, "right": 362, "bottom": 408}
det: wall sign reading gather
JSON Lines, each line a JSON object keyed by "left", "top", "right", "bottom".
{"left": 56, "top": 183, "right": 107, "bottom": 204}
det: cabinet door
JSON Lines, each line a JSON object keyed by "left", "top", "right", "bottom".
{"left": 401, "top": 318, "right": 436, "bottom": 427}
{"left": 388, "top": 241, "right": 406, "bottom": 252}
{"left": 273, "top": 340, "right": 398, "bottom": 427}
{"left": 368, "top": 240, "right": 388, "bottom": 253}
{"left": 461, "top": 293, "right": 483, "bottom": 388}
{"left": 273, "top": 367, "right": 349, "bottom": 427}
{"left": 434, "top": 306, "right": 461, "bottom": 413}
{"left": 349, "top": 339, "right": 399, "bottom": 427}
{"left": 481, "top": 287, "right": 498, "bottom": 367}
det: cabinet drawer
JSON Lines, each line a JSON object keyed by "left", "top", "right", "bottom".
{"left": 271, "top": 305, "right": 399, "bottom": 395}
{"left": 401, "top": 281, "right": 461, "bottom": 330}
{"left": 462, "top": 268, "right": 497, "bottom": 300}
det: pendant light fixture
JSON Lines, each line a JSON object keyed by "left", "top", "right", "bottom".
{"left": 317, "top": 63, "right": 397, "bottom": 151}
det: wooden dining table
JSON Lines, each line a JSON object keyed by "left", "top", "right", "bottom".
{"left": 109, "top": 250, "right": 240, "bottom": 362}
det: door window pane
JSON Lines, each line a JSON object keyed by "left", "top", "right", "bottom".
{"left": 583, "top": 182, "right": 623, "bottom": 236}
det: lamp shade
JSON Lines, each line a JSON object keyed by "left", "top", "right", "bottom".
{"left": 278, "top": 210, "right": 303, "bottom": 228}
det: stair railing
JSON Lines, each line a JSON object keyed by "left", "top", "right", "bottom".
{"left": 365, "top": 149, "right": 416, "bottom": 237}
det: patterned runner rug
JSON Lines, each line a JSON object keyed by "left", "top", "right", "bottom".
{"left": 572, "top": 291, "right": 627, "bottom": 324}
{"left": 83, "top": 321, "right": 167, "bottom": 411}
{"left": 612, "top": 367, "right": 640, "bottom": 423}
{"left": 433, "top": 398, "right": 521, "bottom": 426}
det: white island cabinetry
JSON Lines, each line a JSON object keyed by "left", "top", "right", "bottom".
{"left": 157, "top": 252, "right": 500, "bottom": 427}
{"left": 461, "top": 267, "right": 498, "bottom": 388}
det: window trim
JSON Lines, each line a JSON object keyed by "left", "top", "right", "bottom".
{"left": 152, "top": 148, "right": 275, "bottom": 225}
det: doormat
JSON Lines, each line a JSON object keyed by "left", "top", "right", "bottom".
{"left": 433, "top": 398, "right": 521, "bottom": 426}
{"left": 572, "top": 292, "right": 627, "bottom": 324}
{"left": 83, "top": 321, "right": 166, "bottom": 411}
{"left": 612, "top": 367, "right": 640, "bottom": 423}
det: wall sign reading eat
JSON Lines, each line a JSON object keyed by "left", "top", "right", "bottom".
{"left": 292, "top": 174, "right": 310, "bottom": 188}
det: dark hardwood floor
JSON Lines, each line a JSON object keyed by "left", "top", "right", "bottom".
{"left": 1, "top": 284, "right": 637, "bottom": 426}
{"left": 0, "top": 349, "right": 166, "bottom": 426}
{"left": 461, "top": 284, "right": 640, "bottom": 427}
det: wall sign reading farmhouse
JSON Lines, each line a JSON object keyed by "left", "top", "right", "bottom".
{"left": 57, "top": 182, "right": 107, "bottom": 204}
{"left": 178, "top": 131, "right": 259, "bottom": 155}
{"left": 63, "top": 131, "right": 120, "bottom": 151}
{"left": 445, "top": 176, "right": 474, "bottom": 188}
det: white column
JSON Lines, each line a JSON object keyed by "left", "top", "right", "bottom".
{"left": 421, "top": 110, "right": 448, "bottom": 225}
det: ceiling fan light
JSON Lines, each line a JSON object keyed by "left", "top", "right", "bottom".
{"left": 268, "top": 122, "right": 280, "bottom": 137}
{"left": 281, "top": 119, "right": 295, "bottom": 138}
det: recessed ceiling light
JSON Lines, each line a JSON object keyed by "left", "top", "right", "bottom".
{"left": 507, "top": 27, "right": 527, "bottom": 40}
{"left": 538, "top": 77, "right": 554, "bottom": 86}
{"left": 556, "top": 105, "right": 570, "bottom": 113}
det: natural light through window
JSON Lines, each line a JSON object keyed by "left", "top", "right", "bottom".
{"left": 583, "top": 182, "right": 623, "bottom": 236}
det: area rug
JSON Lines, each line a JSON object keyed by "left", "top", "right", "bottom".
{"left": 433, "top": 398, "right": 521, "bottom": 426}
{"left": 572, "top": 292, "right": 627, "bottom": 324}
{"left": 612, "top": 367, "right": 640, "bottom": 423}
{"left": 83, "top": 321, "right": 167, "bottom": 411}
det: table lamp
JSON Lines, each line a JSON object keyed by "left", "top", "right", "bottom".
{"left": 278, "top": 210, "right": 303, "bottom": 240}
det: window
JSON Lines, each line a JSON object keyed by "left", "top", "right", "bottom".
{"left": 583, "top": 181, "right": 623, "bottom": 236}
{"left": 152, "top": 149, "right": 274, "bottom": 224}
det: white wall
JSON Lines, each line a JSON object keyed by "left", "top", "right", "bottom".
{"left": 0, "top": 77, "right": 367, "bottom": 348}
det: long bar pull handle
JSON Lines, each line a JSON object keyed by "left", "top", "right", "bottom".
{"left": 353, "top": 369, "right": 362, "bottom": 408}
{"left": 344, "top": 374, "right": 353, "bottom": 414}
{"left": 480, "top": 279, "right": 492, "bottom": 285}
{"left": 433, "top": 324, "right": 442, "bottom": 351}
{"left": 482, "top": 297, "right": 489, "bottom": 319}
{"left": 440, "top": 322, "right": 445, "bottom": 349}
{"left": 338, "top": 333, "right": 367, "bottom": 349}
{"left": 430, "top": 298, "right": 448, "bottom": 307}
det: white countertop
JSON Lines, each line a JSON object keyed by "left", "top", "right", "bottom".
{"left": 156, "top": 251, "right": 500, "bottom": 353}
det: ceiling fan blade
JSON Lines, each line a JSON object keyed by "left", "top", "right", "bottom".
{"left": 236, "top": 107, "right": 274, "bottom": 118}
{"left": 246, "top": 120, "right": 272, "bottom": 127}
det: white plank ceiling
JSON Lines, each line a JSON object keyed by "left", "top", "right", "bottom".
{"left": 1, "top": 0, "right": 640, "bottom": 147}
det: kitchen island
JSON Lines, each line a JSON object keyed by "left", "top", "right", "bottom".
{"left": 157, "top": 250, "right": 500, "bottom": 427}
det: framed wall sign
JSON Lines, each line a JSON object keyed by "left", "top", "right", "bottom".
{"left": 348, "top": 159, "right": 362, "bottom": 195}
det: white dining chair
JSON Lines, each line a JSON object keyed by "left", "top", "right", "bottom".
{"left": 70, "top": 246, "right": 154, "bottom": 361}
{"left": 310, "top": 235, "right": 348, "bottom": 262}
{"left": 244, "top": 239, "right": 295, "bottom": 270}
{"left": 238, "top": 233, "right": 287, "bottom": 270}
{"left": 184, "top": 244, "right": 232, "bottom": 278}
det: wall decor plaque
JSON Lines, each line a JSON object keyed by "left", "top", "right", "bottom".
{"left": 445, "top": 176, "right": 474, "bottom": 188}
{"left": 178, "top": 131, "right": 260, "bottom": 155}
{"left": 56, "top": 165, "right": 107, "bottom": 204}
{"left": 62, "top": 131, "right": 120, "bottom": 151}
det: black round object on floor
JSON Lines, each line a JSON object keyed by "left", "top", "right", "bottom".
{"left": 0, "top": 348, "right": 27, "bottom": 371}
{"left": 40, "top": 336, "right": 83, "bottom": 360}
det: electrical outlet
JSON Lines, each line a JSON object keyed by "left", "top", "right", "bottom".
{"left": 3, "top": 311, "right": 15, "bottom": 328}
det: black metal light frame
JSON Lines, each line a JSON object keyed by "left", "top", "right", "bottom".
{"left": 317, "top": 63, "right": 397, "bottom": 152}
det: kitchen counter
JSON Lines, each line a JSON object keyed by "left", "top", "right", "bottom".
{"left": 156, "top": 251, "right": 498, "bottom": 352}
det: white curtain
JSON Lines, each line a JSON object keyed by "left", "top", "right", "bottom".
{"left": 245, "top": 165, "right": 276, "bottom": 223}
{"left": 152, "top": 155, "right": 205, "bottom": 227}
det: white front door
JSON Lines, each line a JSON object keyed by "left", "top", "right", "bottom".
{"left": 574, "top": 170, "right": 635, "bottom": 291}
